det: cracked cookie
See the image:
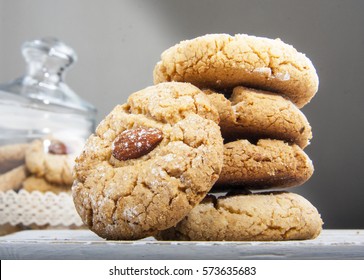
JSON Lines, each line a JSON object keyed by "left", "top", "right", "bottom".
{"left": 204, "top": 86, "right": 312, "bottom": 148}
{"left": 25, "top": 138, "right": 79, "bottom": 185}
{"left": 215, "top": 139, "right": 313, "bottom": 189}
{"left": 154, "top": 34, "right": 318, "bottom": 108}
{"left": 72, "top": 82, "right": 224, "bottom": 240}
{"left": 156, "top": 192, "right": 323, "bottom": 241}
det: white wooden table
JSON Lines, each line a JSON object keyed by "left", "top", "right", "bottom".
{"left": 0, "top": 229, "right": 363, "bottom": 259}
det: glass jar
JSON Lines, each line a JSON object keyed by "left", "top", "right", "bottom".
{"left": 0, "top": 38, "right": 96, "bottom": 234}
{"left": 0, "top": 37, "right": 96, "bottom": 146}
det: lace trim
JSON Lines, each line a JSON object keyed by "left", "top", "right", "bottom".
{"left": 0, "top": 190, "right": 83, "bottom": 226}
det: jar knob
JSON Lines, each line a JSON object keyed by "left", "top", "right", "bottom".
{"left": 21, "top": 38, "right": 77, "bottom": 84}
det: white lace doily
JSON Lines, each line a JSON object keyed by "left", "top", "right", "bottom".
{"left": 0, "top": 190, "right": 83, "bottom": 226}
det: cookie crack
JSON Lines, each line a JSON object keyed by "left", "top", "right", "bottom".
{"left": 249, "top": 44, "right": 269, "bottom": 66}
{"left": 277, "top": 60, "right": 303, "bottom": 71}
{"left": 218, "top": 203, "right": 254, "bottom": 217}
{"left": 265, "top": 116, "right": 281, "bottom": 130}
{"left": 179, "top": 126, "right": 205, "bottom": 149}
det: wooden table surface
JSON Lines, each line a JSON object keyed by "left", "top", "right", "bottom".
{"left": 0, "top": 229, "right": 363, "bottom": 259}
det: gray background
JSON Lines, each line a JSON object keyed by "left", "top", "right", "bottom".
{"left": 0, "top": 0, "right": 363, "bottom": 229}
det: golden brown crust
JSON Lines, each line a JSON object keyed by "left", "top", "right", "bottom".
{"left": 217, "top": 139, "right": 313, "bottom": 189}
{"left": 22, "top": 176, "right": 70, "bottom": 194}
{"left": 73, "top": 82, "right": 224, "bottom": 240}
{"left": 156, "top": 192, "right": 323, "bottom": 241}
{"left": 127, "top": 81, "right": 220, "bottom": 124}
{"left": 205, "top": 86, "right": 312, "bottom": 148}
{"left": 154, "top": 34, "right": 318, "bottom": 108}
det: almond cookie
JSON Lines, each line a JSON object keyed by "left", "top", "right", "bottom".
{"left": 0, "top": 143, "right": 29, "bottom": 174}
{"left": 22, "top": 176, "right": 70, "bottom": 194}
{"left": 156, "top": 192, "right": 323, "bottom": 241}
{"left": 73, "top": 82, "right": 224, "bottom": 240}
{"left": 25, "top": 138, "right": 77, "bottom": 185}
{"left": 216, "top": 139, "right": 313, "bottom": 189}
{"left": 154, "top": 34, "right": 319, "bottom": 108}
{"left": 205, "top": 86, "right": 312, "bottom": 148}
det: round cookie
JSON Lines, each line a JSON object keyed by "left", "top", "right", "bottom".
{"left": 204, "top": 86, "right": 312, "bottom": 148}
{"left": 22, "top": 176, "right": 70, "bottom": 194}
{"left": 156, "top": 192, "right": 323, "bottom": 241}
{"left": 25, "top": 138, "right": 77, "bottom": 185}
{"left": 215, "top": 139, "right": 313, "bottom": 189}
{"left": 73, "top": 82, "right": 224, "bottom": 240}
{"left": 154, "top": 34, "right": 319, "bottom": 108}
{"left": 0, "top": 143, "right": 29, "bottom": 174}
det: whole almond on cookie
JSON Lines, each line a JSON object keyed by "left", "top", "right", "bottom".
{"left": 112, "top": 127, "right": 163, "bottom": 161}
{"left": 25, "top": 139, "right": 75, "bottom": 185}
{"left": 48, "top": 140, "right": 68, "bottom": 155}
{"left": 73, "top": 82, "right": 224, "bottom": 240}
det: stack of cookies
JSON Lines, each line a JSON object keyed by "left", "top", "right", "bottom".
{"left": 0, "top": 138, "right": 80, "bottom": 234}
{"left": 72, "top": 34, "right": 322, "bottom": 241}
{"left": 23, "top": 138, "right": 79, "bottom": 194}
{"left": 0, "top": 138, "right": 78, "bottom": 194}
{"left": 153, "top": 34, "right": 322, "bottom": 241}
